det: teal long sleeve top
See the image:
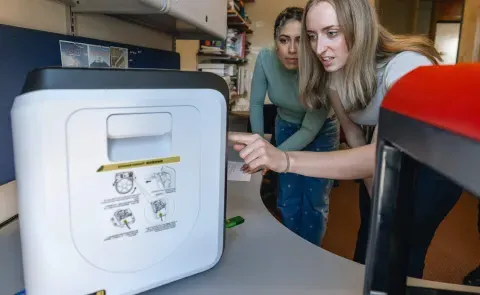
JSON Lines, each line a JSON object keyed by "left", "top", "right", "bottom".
{"left": 249, "top": 47, "right": 330, "bottom": 151}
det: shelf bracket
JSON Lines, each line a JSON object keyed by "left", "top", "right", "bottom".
{"left": 66, "top": 5, "right": 77, "bottom": 36}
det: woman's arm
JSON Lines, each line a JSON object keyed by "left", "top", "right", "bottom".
{"left": 249, "top": 51, "right": 268, "bottom": 137}
{"left": 288, "top": 144, "right": 375, "bottom": 179}
{"left": 328, "top": 89, "right": 375, "bottom": 194}
{"left": 284, "top": 89, "right": 376, "bottom": 179}
{"left": 229, "top": 132, "right": 376, "bottom": 179}
{"left": 276, "top": 108, "right": 329, "bottom": 151}
{"left": 228, "top": 90, "right": 376, "bottom": 180}
{"left": 328, "top": 89, "right": 366, "bottom": 148}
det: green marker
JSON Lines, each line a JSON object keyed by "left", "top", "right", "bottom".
{"left": 225, "top": 216, "right": 244, "bottom": 228}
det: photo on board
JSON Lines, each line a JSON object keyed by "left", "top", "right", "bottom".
{"left": 88, "top": 44, "right": 111, "bottom": 68}
{"left": 59, "top": 40, "right": 89, "bottom": 68}
{"left": 110, "top": 47, "right": 129, "bottom": 69}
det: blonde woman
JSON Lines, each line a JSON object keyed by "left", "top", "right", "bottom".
{"left": 229, "top": 0, "right": 462, "bottom": 280}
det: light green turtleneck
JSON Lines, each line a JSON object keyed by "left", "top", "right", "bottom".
{"left": 249, "top": 47, "right": 330, "bottom": 151}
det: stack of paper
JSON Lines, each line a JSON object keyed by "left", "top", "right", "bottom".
{"left": 227, "top": 161, "right": 251, "bottom": 182}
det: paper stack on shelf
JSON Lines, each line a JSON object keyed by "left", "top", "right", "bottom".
{"left": 237, "top": 66, "right": 247, "bottom": 96}
{"left": 199, "top": 40, "right": 225, "bottom": 55}
{"left": 197, "top": 63, "right": 237, "bottom": 77}
{"left": 226, "top": 29, "right": 246, "bottom": 58}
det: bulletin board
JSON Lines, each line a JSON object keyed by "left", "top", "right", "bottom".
{"left": 0, "top": 24, "right": 181, "bottom": 185}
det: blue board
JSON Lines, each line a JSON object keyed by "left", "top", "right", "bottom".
{"left": 0, "top": 24, "right": 180, "bottom": 185}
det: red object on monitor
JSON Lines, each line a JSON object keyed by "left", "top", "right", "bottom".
{"left": 381, "top": 63, "right": 480, "bottom": 142}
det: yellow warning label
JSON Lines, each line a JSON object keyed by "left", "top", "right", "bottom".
{"left": 86, "top": 290, "right": 106, "bottom": 295}
{"left": 97, "top": 156, "right": 180, "bottom": 172}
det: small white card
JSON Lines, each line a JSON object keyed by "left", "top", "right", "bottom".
{"left": 227, "top": 161, "right": 251, "bottom": 182}
{"left": 0, "top": 180, "right": 18, "bottom": 224}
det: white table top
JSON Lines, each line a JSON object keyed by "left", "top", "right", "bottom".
{"left": 1, "top": 148, "right": 479, "bottom": 295}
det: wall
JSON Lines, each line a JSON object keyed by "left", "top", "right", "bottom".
{"left": 377, "top": 0, "right": 418, "bottom": 34}
{"left": 417, "top": 0, "right": 433, "bottom": 35}
{"left": 434, "top": 0, "right": 464, "bottom": 21}
{"left": 458, "top": 0, "right": 480, "bottom": 62}
{"left": 0, "top": 0, "right": 173, "bottom": 223}
{"left": 176, "top": 40, "right": 199, "bottom": 71}
{"left": 0, "top": 0, "right": 173, "bottom": 51}
{"left": 245, "top": 0, "right": 305, "bottom": 53}
{"left": 471, "top": 2, "right": 480, "bottom": 62}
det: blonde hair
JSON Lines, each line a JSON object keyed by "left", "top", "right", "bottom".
{"left": 299, "top": 0, "right": 442, "bottom": 112}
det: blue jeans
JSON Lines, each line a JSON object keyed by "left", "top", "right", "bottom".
{"left": 275, "top": 115, "right": 339, "bottom": 246}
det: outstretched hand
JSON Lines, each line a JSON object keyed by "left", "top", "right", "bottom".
{"left": 228, "top": 132, "right": 288, "bottom": 173}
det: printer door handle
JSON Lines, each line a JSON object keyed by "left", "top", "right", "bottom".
{"left": 107, "top": 112, "right": 172, "bottom": 139}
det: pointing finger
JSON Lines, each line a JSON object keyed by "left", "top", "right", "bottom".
{"left": 228, "top": 132, "right": 259, "bottom": 145}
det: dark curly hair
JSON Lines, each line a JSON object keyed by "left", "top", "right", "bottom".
{"left": 274, "top": 7, "right": 304, "bottom": 40}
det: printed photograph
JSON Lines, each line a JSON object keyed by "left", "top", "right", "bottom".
{"left": 59, "top": 40, "right": 89, "bottom": 68}
{"left": 110, "top": 47, "right": 129, "bottom": 69}
{"left": 88, "top": 44, "right": 111, "bottom": 68}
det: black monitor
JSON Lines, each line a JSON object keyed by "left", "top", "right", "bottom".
{"left": 364, "top": 63, "right": 480, "bottom": 295}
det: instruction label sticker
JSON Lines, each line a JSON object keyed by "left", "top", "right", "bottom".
{"left": 146, "top": 221, "right": 177, "bottom": 234}
{"left": 98, "top": 156, "right": 179, "bottom": 244}
{"left": 104, "top": 229, "right": 139, "bottom": 242}
{"left": 96, "top": 156, "right": 180, "bottom": 172}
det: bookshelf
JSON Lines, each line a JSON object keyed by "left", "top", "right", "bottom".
{"left": 227, "top": 9, "right": 254, "bottom": 34}
{"left": 197, "top": 0, "right": 253, "bottom": 114}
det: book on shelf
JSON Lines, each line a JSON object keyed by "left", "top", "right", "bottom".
{"left": 199, "top": 29, "right": 247, "bottom": 59}
{"left": 228, "top": 0, "right": 245, "bottom": 19}
{"left": 226, "top": 29, "right": 246, "bottom": 58}
{"left": 198, "top": 40, "right": 225, "bottom": 55}
{"left": 227, "top": 0, "right": 242, "bottom": 13}
{"left": 197, "top": 63, "right": 230, "bottom": 69}
{"left": 197, "top": 63, "right": 237, "bottom": 77}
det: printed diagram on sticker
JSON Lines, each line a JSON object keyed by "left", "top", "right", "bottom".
{"left": 112, "top": 171, "right": 136, "bottom": 195}
{"left": 137, "top": 169, "right": 175, "bottom": 222}
{"left": 98, "top": 157, "right": 181, "bottom": 242}
{"left": 144, "top": 166, "right": 176, "bottom": 193}
{"left": 150, "top": 198, "right": 170, "bottom": 221}
{"left": 111, "top": 208, "right": 135, "bottom": 229}
{"left": 109, "top": 166, "right": 176, "bottom": 226}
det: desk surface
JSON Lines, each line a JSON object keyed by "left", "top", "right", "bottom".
{"left": 1, "top": 148, "right": 480, "bottom": 295}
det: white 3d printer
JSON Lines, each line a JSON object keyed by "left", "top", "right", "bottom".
{"left": 10, "top": 67, "right": 229, "bottom": 295}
